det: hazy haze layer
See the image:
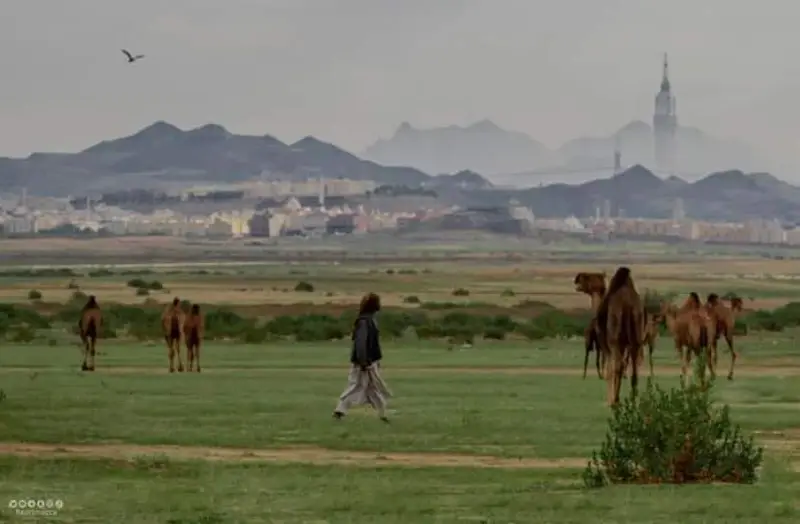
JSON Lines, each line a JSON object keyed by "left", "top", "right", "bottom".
{"left": 2, "top": 0, "right": 798, "bottom": 176}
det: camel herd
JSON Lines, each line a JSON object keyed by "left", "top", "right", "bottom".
{"left": 575, "top": 268, "right": 743, "bottom": 406}
{"left": 73, "top": 269, "right": 742, "bottom": 408}
{"left": 78, "top": 296, "right": 204, "bottom": 373}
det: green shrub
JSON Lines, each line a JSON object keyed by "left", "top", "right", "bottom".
{"left": 397, "top": 269, "right": 417, "bottom": 275}
{"left": 67, "top": 280, "right": 80, "bottom": 290}
{"left": 452, "top": 288, "right": 470, "bottom": 297}
{"left": 385, "top": 269, "right": 395, "bottom": 275}
{"left": 294, "top": 281, "right": 314, "bottom": 292}
{"left": 88, "top": 268, "right": 114, "bottom": 277}
{"left": 583, "top": 358, "right": 764, "bottom": 487}
{"left": 136, "top": 288, "right": 150, "bottom": 296}
{"left": 127, "top": 278, "right": 148, "bottom": 289}
{"left": 403, "top": 295, "right": 421, "bottom": 304}
{"left": 500, "top": 289, "right": 515, "bottom": 297}
{"left": 10, "top": 326, "right": 36, "bottom": 343}
{"left": 27, "top": 290, "right": 42, "bottom": 301}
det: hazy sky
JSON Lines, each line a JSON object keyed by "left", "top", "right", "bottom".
{"left": 2, "top": 0, "right": 798, "bottom": 172}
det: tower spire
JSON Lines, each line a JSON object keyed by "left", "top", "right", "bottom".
{"left": 660, "top": 53, "right": 670, "bottom": 91}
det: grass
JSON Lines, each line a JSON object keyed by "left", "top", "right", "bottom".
{"left": 2, "top": 254, "right": 800, "bottom": 521}
{"left": 2, "top": 336, "right": 800, "bottom": 522}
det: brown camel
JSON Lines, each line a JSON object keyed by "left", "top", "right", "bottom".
{"left": 162, "top": 297, "right": 186, "bottom": 373}
{"left": 661, "top": 297, "right": 717, "bottom": 385}
{"left": 705, "top": 293, "right": 743, "bottom": 380}
{"left": 595, "top": 267, "right": 645, "bottom": 407}
{"left": 577, "top": 272, "right": 655, "bottom": 381}
{"left": 183, "top": 304, "right": 204, "bottom": 373}
{"left": 631, "top": 310, "right": 661, "bottom": 378}
{"left": 78, "top": 295, "right": 103, "bottom": 372}
{"left": 574, "top": 272, "right": 606, "bottom": 311}
{"left": 576, "top": 272, "right": 608, "bottom": 380}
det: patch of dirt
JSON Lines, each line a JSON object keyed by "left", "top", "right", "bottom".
{"left": 0, "top": 442, "right": 585, "bottom": 470}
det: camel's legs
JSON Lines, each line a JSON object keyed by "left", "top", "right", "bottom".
{"left": 88, "top": 338, "right": 96, "bottom": 371}
{"left": 167, "top": 338, "right": 175, "bottom": 373}
{"left": 648, "top": 340, "right": 655, "bottom": 378}
{"left": 725, "top": 333, "right": 736, "bottom": 380}
{"left": 81, "top": 336, "right": 90, "bottom": 371}
{"left": 175, "top": 339, "right": 184, "bottom": 372}
{"left": 186, "top": 344, "right": 194, "bottom": 372}
{"left": 630, "top": 346, "right": 640, "bottom": 400}
{"left": 195, "top": 342, "right": 201, "bottom": 373}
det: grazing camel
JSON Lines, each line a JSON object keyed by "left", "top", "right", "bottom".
{"left": 575, "top": 272, "right": 608, "bottom": 380}
{"left": 661, "top": 297, "right": 717, "bottom": 384}
{"left": 705, "top": 293, "right": 743, "bottom": 380}
{"left": 78, "top": 295, "right": 103, "bottom": 371}
{"left": 162, "top": 297, "right": 186, "bottom": 373}
{"left": 595, "top": 267, "right": 645, "bottom": 407}
{"left": 183, "top": 304, "right": 204, "bottom": 373}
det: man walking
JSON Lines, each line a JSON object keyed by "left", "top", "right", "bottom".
{"left": 333, "top": 292, "right": 392, "bottom": 422}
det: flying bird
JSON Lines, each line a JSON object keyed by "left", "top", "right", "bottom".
{"left": 121, "top": 49, "right": 145, "bottom": 63}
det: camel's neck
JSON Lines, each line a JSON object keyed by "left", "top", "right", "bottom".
{"left": 589, "top": 293, "right": 603, "bottom": 312}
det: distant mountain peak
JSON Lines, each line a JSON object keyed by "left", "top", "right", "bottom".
{"left": 467, "top": 119, "right": 502, "bottom": 132}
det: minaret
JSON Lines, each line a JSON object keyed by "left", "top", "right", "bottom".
{"left": 653, "top": 53, "right": 677, "bottom": 173}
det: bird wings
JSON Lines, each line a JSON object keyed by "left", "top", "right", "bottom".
{"left": 121, "top": 49, "right": 145, "bottom": 61}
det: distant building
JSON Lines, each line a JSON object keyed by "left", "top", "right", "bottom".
{"left": 326, "top": 214, "right": 357, "bottom": 235}
{"left": 653, "top": 53, "right": 678, "bottom": 173}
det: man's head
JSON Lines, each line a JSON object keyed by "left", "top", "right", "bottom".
{"left": 359, "top": 293, "right": 381, "bottom": 315}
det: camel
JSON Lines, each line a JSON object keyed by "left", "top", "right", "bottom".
{"left": 595, "top": 267, "right": 645, "bottom": 407}
{"left": 661, "top": 296, "right": 717, "bottom": 385}
{"left": 576, "top": 272, "right": 608, "bottom": 380}
{"left": 183, "top": 304, "right": 204, "bottom": 373}
{"left": 161, "top": 297, "right": 186, "bottom": 373}
{"left": 705, "top": 293, "right": 743, "bottom": 380}
{"left": 574, "top": 272, "right": 606, "bottom": 311}
{"left": 78, "top": 295, "right": 103, "bottom": 371}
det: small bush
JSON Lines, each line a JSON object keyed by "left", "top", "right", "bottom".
{"left": 583, "top": 358, "right": 764, "bottom": 487}
{"left": 10, "top": 326, "right": 36, "bottom": 343}
{"left": 500, "top": 289, "right": 515, "bottom": 297}
{"left": 136, "top": 288, "right": 150, "bottom": 296}
{"left": 385, "top": 269, "right": 395, "bottom": 275}
{"left": 403, "top": 295, "right": 421, "bottom": 304}
{"left": 67, "top": 280, "right": 80, "bottom": 290}
{"left": 27, "top": 290, "right": 42, "bottom": 301}
{"left": 127, "top": 278, "right": 148, "bottom": 289}
{"left": 452, "top": 288, "right": 470, "bottom": 297}
{"left": 294, "top": 281, "right": 314, "bottom": 292}
{"left": 398, "top": 269, "right": 417, "bottom": 275}
{"left": 88, "top": 268, "right": 114, "bottom": 277}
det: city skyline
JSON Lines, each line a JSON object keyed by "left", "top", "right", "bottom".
{"left": 1, "top": 1, "right": 798, "bottom": 175}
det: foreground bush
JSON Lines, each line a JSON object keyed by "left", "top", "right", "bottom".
{"left": 583, "top": 358, "right": 763, "bottom": 487}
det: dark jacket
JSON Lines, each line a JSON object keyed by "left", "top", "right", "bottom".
{"left": 350, "top": 314, "right": 382, "bottom": 367}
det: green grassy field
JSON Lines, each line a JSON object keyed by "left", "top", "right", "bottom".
{"left": 1, "top": 335, "right": 800, "bottom": 522}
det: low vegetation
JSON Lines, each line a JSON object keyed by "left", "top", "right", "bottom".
{"left": 583, "top": 357, "right": 764, "bottom": 487}
{"left": 4, "top": 293, "right": 797, "bottom": 345}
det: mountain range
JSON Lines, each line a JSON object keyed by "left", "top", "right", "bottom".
{"left": 0, "top": 121, "right": 431, "bottom": 197}
{"left": 466, "top": 164, "right": 800, "bottom": 223}
{"left": 362, "top": 120, "right": 768, "bottom": 182}
{"left": 1, "top": 120, "right": 798, "bottom": 224}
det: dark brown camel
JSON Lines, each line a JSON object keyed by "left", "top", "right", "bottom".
{"left": 595, "top": 267, "right": 645, "bottom": 407}
{"left": 161, "top": 297, "right": 185, "bottom": 373}
{"left": 78, "top": 295, "right": 103, "bottom": 371}
{"left": 705, "top": 293, "right": 743, "bottom": 380}
{"left": 183, "top": 304, "right": 204, "bottom": 373}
